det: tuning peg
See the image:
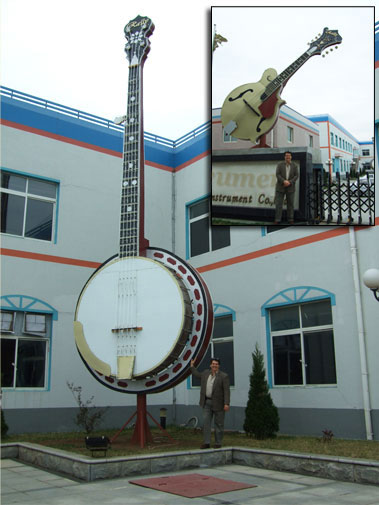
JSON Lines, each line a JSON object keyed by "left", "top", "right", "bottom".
{"left": 330, "top": 48, "right": 333, "bottom": 51}
{"left": 114, "top": 115, "right": 127, "bottom": 125}
{"left": 322, "top": 54, "right": 325, "bottom": 58}
{"left": 335, "top": 46, "right": 338, "bottom": 49}
{"left": 326, "top": 51, "right": 329, "bottom": 54}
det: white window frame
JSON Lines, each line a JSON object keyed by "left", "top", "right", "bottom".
{"left": 287, "top": 126, "right": 294, "bottom": 143}
{"left": 1, "top": 311, "right": 15, "bottom": 332}
{"left": 1, "top": 170, "right": 58, "bottom": 242}
{"left": 187, "top": 197, "right": 230, "bottom": 258}
{"left": 190, "top": 311, "right": 235, "bottom": 387}
{"left": 269, "top": 300, "right": 336, "bottom": 387}
{"left": 1, "top": 310, "right": 51, "bottom": 390}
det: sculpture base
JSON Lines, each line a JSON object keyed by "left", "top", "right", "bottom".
{"left": 251, "top": 134, "right": 270, "bottom": 148}
{"left": 111, "top": 393, "right": 175, "bottom": 448}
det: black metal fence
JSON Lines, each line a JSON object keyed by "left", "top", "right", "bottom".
{"left": 307, "top": 171, "right": 375, "bottom": 226}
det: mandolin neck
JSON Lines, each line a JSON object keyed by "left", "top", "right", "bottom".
{"left": 261, "top": 50, "right": 311, "bottom": 101}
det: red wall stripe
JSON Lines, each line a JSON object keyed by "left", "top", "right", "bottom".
{"left": 197, "top": 222, "right": 378, "bottom": 273}
{"left": 0, "top": 248, "right": 101, "bottom": 269}
{"left": 0, "top": 119, "right": 122, "bottom": 158}
{"left": 2, "top": 219, "right": 377, "bottom": 271}
{"left": 146, "top": 150, "right": 210, "bottom": 172}
{"left": 175, "top": 150, "right": 210, "bottom": 172}
{"left": 1, "top": 119, "right": 208, "bottom": 173}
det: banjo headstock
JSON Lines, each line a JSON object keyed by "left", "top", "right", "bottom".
{"left": 124, "top": 15, "right": 154, "bottom": 66}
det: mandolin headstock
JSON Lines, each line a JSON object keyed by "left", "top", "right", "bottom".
{"left": 124, "top": 15, "right": 154, "bottom": 66}
{"left": 308, "top": 27, "right": 342, "bottom": 57}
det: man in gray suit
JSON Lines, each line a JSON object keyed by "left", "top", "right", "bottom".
{"left": 274, "top": 151, "right": 299, "bottom": 224}
{"left": 190, "top": 357, "right": 230, "bottom": 449}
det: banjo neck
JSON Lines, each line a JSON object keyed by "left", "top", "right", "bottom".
{"left": 120, "top": 15, "right": 154, "bottom": 258}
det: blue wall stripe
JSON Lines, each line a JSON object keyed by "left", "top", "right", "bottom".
{"left": 1, "top": 95, "right": 210, "bottom": 171}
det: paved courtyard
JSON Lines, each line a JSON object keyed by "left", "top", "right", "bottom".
{"left": 2, "top": 458, "right": 379, "bottom": 505}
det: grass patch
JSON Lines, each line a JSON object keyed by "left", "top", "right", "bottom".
{"left": 3, "top": 426, "right": 379, "bottom": 461}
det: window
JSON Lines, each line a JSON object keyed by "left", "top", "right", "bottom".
{"left": 1, "top": 311, "right": 14, "bottom": 332}
{"left": 362, "top": 149, "right": 370, "bottom": 156}
{"left": 1, "top": 310, "right": 51, "bottom": 389}
{"left": 269, "top": 299, "right": 336, "bottom": 386}
{"left": 192, "top": 314, "right": 235, "bottom": 386}
{"left": 223, "top": 129, "right": 237, "bottom": 143}
{"left": 1, "top": 171, "right": 58, "bottom": 241}
{"left": 330, "top": 132, "right": 334, "bottom": 146}
{"left": 188, "top": 198, "right": 230, "bottom": 257}
{"left": 287, "top": 126, "right": 294, "bottom": 143}
{"left": 309, "top": 135, "right": 313, "bottom": 148}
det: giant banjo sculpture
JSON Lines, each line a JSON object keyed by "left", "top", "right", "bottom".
{"left": 74, "top": 15, "right": 213, "bottom": 445}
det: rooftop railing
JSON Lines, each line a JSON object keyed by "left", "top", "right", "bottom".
{"left": 0, "top": 85, "right": 210, "bottom": 149}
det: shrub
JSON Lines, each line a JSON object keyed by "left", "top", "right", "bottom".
{"left": 1, "top": 408, "right": 9, "bottom": 438}
{"left": 243, "top": 344, "right": 279, "bottom": 439}
{"left": 67, "top": 381, "right": 108, "bottom": 434}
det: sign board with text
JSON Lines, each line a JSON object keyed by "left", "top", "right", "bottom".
{"left": 212, "top": 149, "right": 312, "bottom": 223}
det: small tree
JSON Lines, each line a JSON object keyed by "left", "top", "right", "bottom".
{"left": 243, "top": 344, "right": 279, "bottom": 439}
{"left": 1, "top": 408, "right": 9, "bottom": 438}
{"left": 67, "top": 382, "right": 108, "bottom": 434}
{"left": 1, "top": 375, "right": 9, "bottom": 438}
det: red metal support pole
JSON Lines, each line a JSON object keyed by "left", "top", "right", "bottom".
{"left": 131, "top": 393, "right": 153, "bottom": 448}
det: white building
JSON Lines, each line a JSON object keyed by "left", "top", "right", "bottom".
{"left": 1, "top": 85, "right": 378, "bottom": 440}
{"left": 307, "top": 114, "right": 373, "bottom": 176}
{"left": 212, "top": 104, "right": 321, "bottom": 165}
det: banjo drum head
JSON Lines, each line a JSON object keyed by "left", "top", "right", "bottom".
{"left": 74, "top": 256, "right": 193, "bottom": 380}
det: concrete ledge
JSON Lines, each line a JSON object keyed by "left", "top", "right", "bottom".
{"left": 233, "top": 447, "right": 379, "bottom": 485}
{"left": 1, "top": 442, "right": 378, "bottom": 485}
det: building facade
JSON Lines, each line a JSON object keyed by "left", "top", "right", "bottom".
{"left": 213, "top": 106, "right": 373, "bottom": 177}
{"left": 1, "top": 86, "right": 378, "bottom": 440}
{"left": 307, "top": 114, "right": 373, "bottom": 176}
{"left": 212, "top": 104, "right": 322, "bottom": 166}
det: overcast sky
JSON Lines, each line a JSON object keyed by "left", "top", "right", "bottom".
{"left": 1, "top": 0, "right": 376, "bottom": 141}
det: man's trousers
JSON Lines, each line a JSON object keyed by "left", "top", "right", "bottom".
{"left": 275, "top": 189, "right": 295, "bottom": 222}
{"left": 203, "top": 398, "right": 225, "bottom": 445}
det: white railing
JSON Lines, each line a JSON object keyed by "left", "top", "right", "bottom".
{"left": 0, "top": 86, "right": 210, "bottom": 148}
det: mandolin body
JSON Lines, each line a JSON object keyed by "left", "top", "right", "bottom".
{"left": 221, "top": 68, "right": 286, "bottom": 144}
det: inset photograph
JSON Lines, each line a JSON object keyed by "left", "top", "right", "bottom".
{"left": 212, "top": 6, "right": 375, "bottom": 226}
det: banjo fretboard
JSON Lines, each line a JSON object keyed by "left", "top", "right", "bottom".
{"left": 119, "top": 15, "right": 154, "bottom": 259}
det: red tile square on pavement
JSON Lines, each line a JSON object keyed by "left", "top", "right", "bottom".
{"left": 129, "top": 473, "right": 257, "bottom": 498}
